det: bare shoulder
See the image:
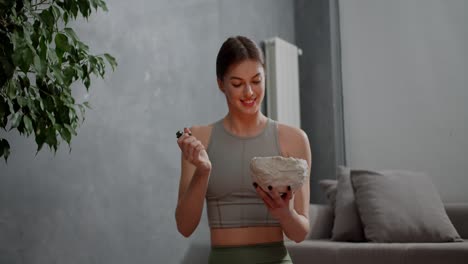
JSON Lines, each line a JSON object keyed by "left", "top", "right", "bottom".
{"left": 277, "top": 123, "right": 309, "bottom": 144}
{"left": 277, "top": 123, "right": 312, "bottom": 223}
{"left": 189, "top": 123, "right": 215, "bottom": 149}
{"left": 277, "top": 122, "right": 311, "bottom": 161}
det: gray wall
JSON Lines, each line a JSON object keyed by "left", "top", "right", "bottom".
{"left": 339, "top": 0, "right": 468, "bottom": 202}
{"left": 0, "top": 1, "right": 295, "bottom": 263}
{"left": 295, "top": 0, "right": 345, "bottom": 203}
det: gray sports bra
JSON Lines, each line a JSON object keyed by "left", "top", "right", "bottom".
{"left": 205, "top": 118, "right": 282, "bottom": 228}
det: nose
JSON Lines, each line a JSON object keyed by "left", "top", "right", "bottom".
{"left": 244, "top": 84, "right": 254, "bottom": 97}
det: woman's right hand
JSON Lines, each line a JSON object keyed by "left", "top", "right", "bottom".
{"left": 177, "top": 127, "right": 212, "bottom": 172}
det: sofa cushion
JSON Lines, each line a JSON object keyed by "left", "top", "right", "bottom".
{"left": 306, "top": 204, "right": 334, "bottom": 239}
{"left": 306, "top": 203, "right": 468, "bottom": 240}
{"left": 319, "top": 179, "right": 338, "bottom": 209}
{"left": 285, "top": 240, "right": 468, "bottom": 264}
{"left": 445, "top": 203, "right": 468, "bottom": 239}
{"left": 351, "top": 170, "right": 463, "bottom": 242}
{"left": 332, "top": 166, "right": 365, "bottom": 241}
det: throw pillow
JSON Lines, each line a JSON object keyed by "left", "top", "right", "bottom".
{"left": 351, "top": 169, "right": 463, "bottom": 242}
{"left": 332, "top": 166, "right": 365, "bottom": 241}
{"left": 319, "top": 179, "right": 337, "bottom": 209}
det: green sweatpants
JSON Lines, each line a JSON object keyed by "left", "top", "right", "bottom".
{"left": 208, "top": 241, "right": 293, "bottom": 264}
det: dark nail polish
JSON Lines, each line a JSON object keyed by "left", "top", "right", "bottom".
{"left": 176, "top": 131, "right": 183, "bottom": 138}
{"left": 188, "top": 132, "right": 192, "bottom": 136}
{"left": 253, "top": 182, "right": 258, "bottom": 188}
{"left": 268, "top": 185, "right": 272, "bottom": 190}
{"left": 287, "top": 186, "right": 291, "bottom": 191}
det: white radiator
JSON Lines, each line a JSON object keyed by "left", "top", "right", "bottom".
{"left": 263, "top": 37, "right": 302, "bottom": 128}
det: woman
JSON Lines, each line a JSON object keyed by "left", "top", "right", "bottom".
{"left": 175, "top": 36, "right": 311, "bottom": 264}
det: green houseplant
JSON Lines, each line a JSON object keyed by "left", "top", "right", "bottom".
{"left": 0, "top": 0, "right": 117, "bottom": 162}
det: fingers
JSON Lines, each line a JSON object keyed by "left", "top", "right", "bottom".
{"left": 181, "top": 137, "right": 195, "bottom": 159}
{"left": 193, "top": 144, "right": 204, "bottom": 162}
{"left": 177, "top": 129, "right": 190, "bottom": 147}
{"left": 176, "top": 128, "right": 206, "bottom": 164}
{"left": 252, "top": 184, "right": 293, "bottom": 210}
{"left": 284, "top": 186, "right": 293, "bottom": 201}
{"left": 177, "top": 128, "right": 194, "bottom": 157}
{"left": 253, "top": 183, "right": 276, "bottom": 209}
{"left": 268, "top": 186, "right": 288, "bottom": 203}
{"left": 176, "top": 127, "right": 192, "bottom": 144}
{"left": 269, "top": 187, "right": 284, "bottom": 205}
{"left": 186, "top": 139, "right": 204, "bottom": 162}
{"left": 187, "top": 140, "right": 196, "bottom": 161}
{"left": 188, "top": 140, "right": 204, "bottom": 162}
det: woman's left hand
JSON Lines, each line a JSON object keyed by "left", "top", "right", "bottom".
{"left": 253, "top": 183, "right": 294, "bottom": 221}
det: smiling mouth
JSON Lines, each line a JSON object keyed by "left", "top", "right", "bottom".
{"left": 241, "top": 98, "right": 256, "bottom": 107}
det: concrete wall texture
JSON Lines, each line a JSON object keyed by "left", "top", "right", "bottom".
{"left": 0, "top": 1, "right": 295, "bottom": 263}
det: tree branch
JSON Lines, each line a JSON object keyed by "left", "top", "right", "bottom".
{"left": 32, "top": 0, "right": 51, "bottom": 8}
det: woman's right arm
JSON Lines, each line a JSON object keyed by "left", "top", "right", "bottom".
{"left": 175, "top": 126, "right": 212, "bottom": 237}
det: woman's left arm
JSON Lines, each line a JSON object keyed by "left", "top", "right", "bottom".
{"left": 254, "top": 126, "right": 312, "bottom": 242}
{"left": 278, "top": 127, "right": 311, "bottom": 242}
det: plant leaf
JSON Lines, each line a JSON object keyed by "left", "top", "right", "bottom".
{"left": 51, "top": 65, "right": 65, "bottom": 84}
{"left": 103, "top": 53, "right": 117, "bottom": 71}
{"left": 60, "top": 126, "right": 72, "bottom": 143}
{"left": 23, "top": 115, "right": 33, "bottom": 134}
{"left": 10, "top": 111, "right": 23, "bottom": 129}
{"left": 39, "top": 9, "right": 54, "bottom": 29}
{"left": 17, "top": 97, "right": 27, "bottom": 107}
{"left": 0, "top": 138, "right": 11, "bottom": 163}
{"left": 13, "top": 46, "right": 34, "bottom": 73}
{"left": 64, "top": 123, "right": 77, "bottom": 136}
{"left": 64, "top": 27, "right": 79, "bottom": 44}
{"left": 51, "top": 5, "right": 61, "bottom": 21}
{"left": 35, "top": 131, "right": 46, "bottom": 153}
{"left": 83, "top": 101, "right": 92, "bottom": 109}
{"left": 55, "top": 33, "right": 70, "bottom": 53}
{"left": 99, "top": 0, "right": 108, "bottom": 12}
{"left": 7, "top": 80, "right": 17, "bottom": 98}
{"left": 83, "top": 77, "right": 90, "bottom": 89}
{"left": 0, "top": 98, "right": 9, "bottom": 119}
{"left": 34, "top": 54, "right": 47, "bottom": 77}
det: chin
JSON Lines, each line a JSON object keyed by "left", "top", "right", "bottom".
{"left": 229, "top": 100, "right": 263, "bottom": 115}
{"left": 241, "top": 107, "right": 260, "bottom": 115}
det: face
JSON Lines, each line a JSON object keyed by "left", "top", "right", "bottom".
{"left": 217, "top": 59, "right": 265, "bottom": 116}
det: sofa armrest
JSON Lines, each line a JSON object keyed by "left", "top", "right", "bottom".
{"left": 307, "top": 203, "right": 333, "bottom": 240}
{"left": 445, "top": 203, "right": 468, "bottom": 239}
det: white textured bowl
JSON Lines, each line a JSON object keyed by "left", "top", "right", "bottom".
{"left": 250, "top": 156, "right": 308, "bottom": 193}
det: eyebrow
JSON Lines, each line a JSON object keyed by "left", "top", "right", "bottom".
{"left": 230, "top": 73, "right": 261, "bottom": 80}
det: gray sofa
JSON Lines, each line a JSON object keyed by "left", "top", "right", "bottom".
{"left": 285, "top": 203, "right": 468, "bottom": 264}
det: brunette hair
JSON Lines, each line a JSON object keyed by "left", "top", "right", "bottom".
{"left": 216, "top": 36, "right": 265, "bottom": 80}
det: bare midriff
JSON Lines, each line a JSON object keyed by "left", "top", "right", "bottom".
{"left": 210, "top": 226, "right": 284, "bottom": 246}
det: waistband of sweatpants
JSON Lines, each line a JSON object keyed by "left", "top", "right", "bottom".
{"left": 211, "top": 240, "right": 285, "bottom": 250}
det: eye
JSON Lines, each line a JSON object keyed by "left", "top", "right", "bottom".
{"left": 232, "top": 83, "right": 242, "bottom": 88}
{"left": 252, "top": 79, "right": 261, "bottom": 84}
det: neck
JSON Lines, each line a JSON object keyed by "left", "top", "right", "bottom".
{"left": 224, "top": 112, "right": 268, "bottom": 137}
